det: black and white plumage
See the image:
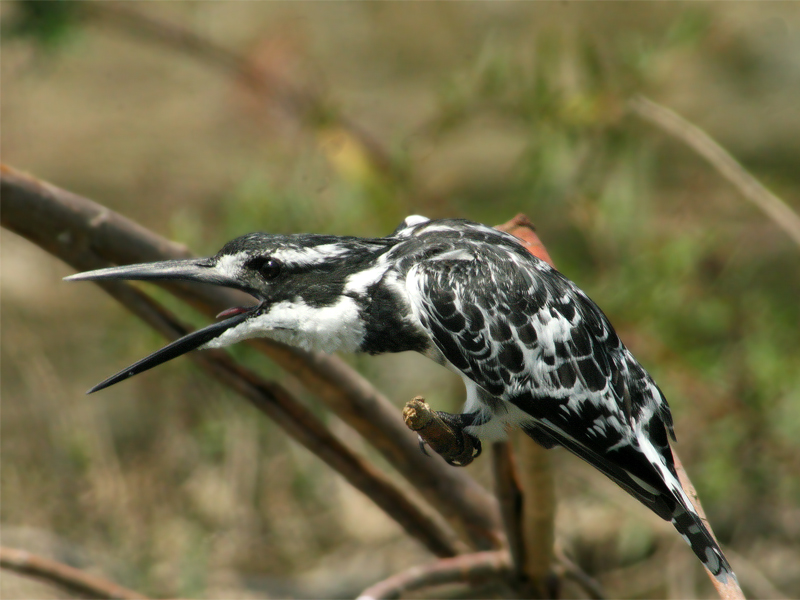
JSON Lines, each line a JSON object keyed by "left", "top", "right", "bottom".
{"left": 66, "top": 216, "right": 735, "bottom": 582}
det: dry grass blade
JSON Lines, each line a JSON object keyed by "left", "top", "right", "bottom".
{"left": 630, "top": 95, "right": 800, "bottom": 250}
{"left": 0, "top": 546, "right": 149, "bottom": 600}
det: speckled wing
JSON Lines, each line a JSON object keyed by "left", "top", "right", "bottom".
{"left": 408, "top": 242, "right": 680, "bottom": 518}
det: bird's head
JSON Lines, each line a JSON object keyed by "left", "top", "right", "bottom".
{"left": 66, "top": 232, "right": 396, "bottom": 393}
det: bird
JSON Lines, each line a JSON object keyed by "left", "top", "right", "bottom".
{"left": 65, "top": 215, "right": 735, "bottom": 583}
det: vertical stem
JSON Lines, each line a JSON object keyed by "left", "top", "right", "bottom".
{"left": 514, "top": 431, "right": 557, "bottom": 598}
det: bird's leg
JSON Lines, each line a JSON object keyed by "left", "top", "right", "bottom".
{"left": 403, "top": 397, "right": 482, "bottom": 467}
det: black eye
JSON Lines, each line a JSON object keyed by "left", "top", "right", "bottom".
{"left": 248, "top": 256, "right": 282, "bottom": 280}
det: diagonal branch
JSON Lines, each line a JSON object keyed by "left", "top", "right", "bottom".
{"left": 91, "top": 275, "right": 463, "bottom": 559}
{"left": 630, "top": 95, "right": 800, "bottom": 250}
{"left": 1, "top": 163, "right": 503, "bottom": 552}
{"left": 0, "top": 546, "right": 149, "bottom": 600}
{"left": 357, "top": 550, "right": 513, "bottom": 600}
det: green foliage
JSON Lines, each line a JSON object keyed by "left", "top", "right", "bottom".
{"left": 7, "top": 0, "right": 85, "bottom": 49}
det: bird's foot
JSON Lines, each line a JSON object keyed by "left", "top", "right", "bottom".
{"left": 403, "top": 397, "right": 482, "bottom": 467}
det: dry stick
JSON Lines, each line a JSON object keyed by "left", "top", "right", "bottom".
{"left": 0, "top": 546, "right": 149, "bottom": 600}
{"left": 0, "top": 205, "right": 461, "bottom": 559}
{"left": 673, "top": 457, "right": 745, "bottom": 600}
{"left": 630, "top": 95, "right": 800, "bottom": 250}
{"left": 356, "top": 550, "right": 513, "bottom": 600}
{"left": 0, "top": 164, "right": 502, "bottom": 552}
{"left": 97, "top": 280, "right": 463, "bottom": 559}
{"left": 496, "top": 216, "right": 559, "bottom": 598}
{"left": 553, "top": 548, "right": 606, "bottom": 600}
{"left": 491, "top": 442, "right": 526, "bottom": 580}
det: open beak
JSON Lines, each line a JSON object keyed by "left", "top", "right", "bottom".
{"left": 65, "top": 258, "right": 258, "bottom": 394}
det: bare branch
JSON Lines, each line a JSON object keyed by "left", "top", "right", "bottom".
{"left": 491, "top": 442, "right": 526, "bottom": 578}
{"left": 357, "top": 550, "right": 512, "bottom": 600}
{"left": 0, "top": 546, "right": 149, "bottom": 600}
{"left": 495, "top": 216, "right": 558, "bottom": 598}
{"left": 94, "top": 278, "right": 463, "bottom": 558}
{"left": 0, "top": 163, "right": 503, "bottom": 551}
{"left": 554, "top": 547, "right": 606, "bottom": 600}
{"left": 630, "top": 95, "right": 800, "bottom": 250}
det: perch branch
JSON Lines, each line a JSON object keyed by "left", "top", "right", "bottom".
{"left": 673, "top": 455, "right": 745, "bottom": 600}
{"left": 0, "top": 163, "right": 502, "bottom": 551}
{"left": 403, "top": 397, "right": 480, "bottom": 466}
{"left": 0, "top": 546, "right": 149, "bottom": 600}
{"left": 93, "top": 278, "right": 463, "bottom": 558}
{"left": 0, "top": 166, "right": 462, "bottom": 559}
{"left": 357, "top": 550, "right": 512, "bottom": 600}
{"left": 496, "top": 215, "right": 558, "bottom": 598}
{"left": 630, "top": 95, "right": 800, "bottom": 250}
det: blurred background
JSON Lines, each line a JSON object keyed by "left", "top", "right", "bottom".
{"left": 2, "top": 2, "right": 799, "bottom": 598}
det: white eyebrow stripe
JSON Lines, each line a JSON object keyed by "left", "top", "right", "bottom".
{"left": 274, "top": 244, "right": 351, "bottom": 266}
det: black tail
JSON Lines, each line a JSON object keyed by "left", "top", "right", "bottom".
{"left": 671, "top": 503, "right": 736, "bottom": 583}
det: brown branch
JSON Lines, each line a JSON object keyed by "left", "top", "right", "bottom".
{"left": 512, "top": 430, "right": 557, "bottom": 598}
{"left": 0, "top": 546, "right": 149, "bottom": 600}
{"left": 553, "top": 547, "right": 606, "bottom": 600}
{"left": 0, "top": 163, "right": 503, "bottom": 552}
{"left": 357, "top": 550, "right": 513, "bottom": 600}
{"left": 491, "top": 441, "right": 526, "bottom": 578}
{"left": 495, "top": 216, "right": 559, "bottom": 598}
{"left": 92, "top": 277, "right": 463, "bottom": 559}
{"left": 630, "top": 95, "right": 800, "bottom": 250}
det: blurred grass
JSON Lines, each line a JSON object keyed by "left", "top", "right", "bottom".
{"left": 2, "top": 2, "right": 799, "bottom": 598}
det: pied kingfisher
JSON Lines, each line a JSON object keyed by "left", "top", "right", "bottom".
{"left": 66, "top": 216, "right": 735, "bottom": 582}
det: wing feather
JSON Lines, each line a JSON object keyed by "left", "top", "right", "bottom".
{"left": 406, "top": 240, "right": 677, "bottom": 512}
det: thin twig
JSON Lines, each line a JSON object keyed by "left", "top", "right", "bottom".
{"left": 630, "top": 95, "right": 800, "bottom": 250}
{"left": 554, "top": 547, "right": 606, "bottom": 600}
{"left": 357, "top": 550, "right": 512, "bottom": 600}
{"left": 0, "top": 546, "right": 149, "bottom": 600}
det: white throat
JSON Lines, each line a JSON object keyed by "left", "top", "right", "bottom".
{"left": 202, "top": 296, "right": 366, "bottom": 354}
